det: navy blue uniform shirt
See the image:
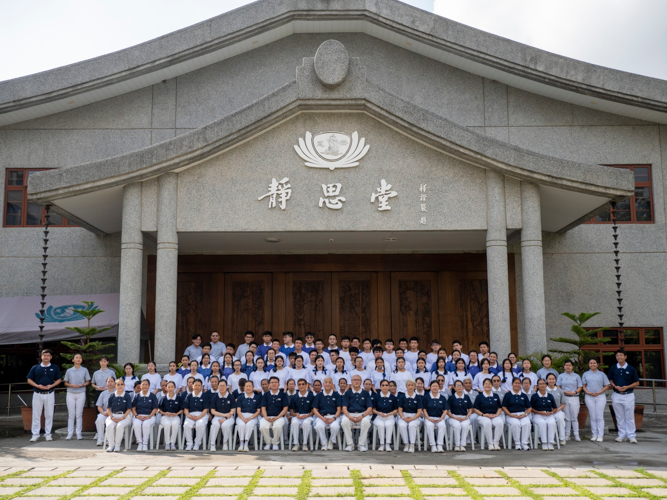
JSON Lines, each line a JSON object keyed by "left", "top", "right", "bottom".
{"left": 290, "top": 391, "right": 315, "bottom": 414}
{"left": 474, "top": 392, "right": 502, "bottom": 414}
{"left": 26, "top": 363, "right": 62, "bottom": 392}
{"left": 158, "top": 395, "right": 182, "bottom": 414}
{"left": 423, "top": 393, "right": 449, "bottom": 417}
{"left": 313, "top": 390, "right": 341, "bottom": 416}
{"left": 132, "top": 392, "right": 158, "bottom": 415}
{"left": 237, "top": 393, "right": 261, "bottom": 414}
{"left": 184, "top": 391, "right": 208, "bottom": 412}
{"left": 210, "top": 391, "right": 236, "bottom": 414}
{"left": 262, "top": 390, "right": 289, "bottom": 417}
{"left": 398, "top": 393, "right": 423, "bottom": 413}
{"left": 530, "top": 392, "right": 557, "bottom": 412}
{"left": 502, "top": 391, "right": 532, "bottom": 413}
{"left": 448, "top": 394, "right": 473, "bottom": 416}
{"left": 607, "top": 363, "right": 639, "bottom": 394}
{"left": 374, "top": 393, "right": 398, "bottom": 413}
{"left": 108, "top": 392, "right": 133, "bottom": 414}
{"left": 343, "top": 389, "right": 373, "bottom": 413}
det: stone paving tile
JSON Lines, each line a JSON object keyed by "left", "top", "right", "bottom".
{"left": 250, "top": 487, "right": 299, "bottom": 495}
{"left": 364, "top": 486, "right": 411, "bottom": 495}
{"left": 131, "top": 497, "right": 181, "bottom": 500}
{"left": 458, "top": 469, "right": 502, "bottom": 478}
{"left": 423, "top": 497, "right": 473, "bottom": 500}
{"left": 548, "top": 469, "right": 594, "bottom": 477}
{"left": 197, "top": 487, "right": 245, "bottom": 495}
{"left": 213, "top": 470, "right": 256, "bottom": 477}
{"left": 513, "top": 477, "right": 562, "bottom": 485}
{"left": 502, "top": 469, "right": 551, "bottom": 478}
{"left": 311, "top": 478, "right": 354, "bottom": 486}
{"left": 541, "top": 497, "right": 589, "bottom": 500}
{"left": 310, "top": 486, "right": 356, "bottom": 495}
{"left": 114, "top": 470, "right": 156, "bottom": 477}
{"left": 473, "top": 487, "right": 522, "bottom": 496}
{"left": 153, "top": 477, "right": 201, "bottom": 485}
{"left": 307, "top": 497, "right": 356, "bottom": 500}
{"left": 67, "top": 471, "right": 112, "bottom": 477}
{"left": 0, "top": 487, "right": 23, "bottom": 495}
{"left": 360, "top": 470, "right": 405, "bottom": 478}
{"left": 72, "top": 497, "right": 120, "bottom": 500}
{"left": 257, "top": 477, "right": 302, "bottom": 486}
{"left": 100, "top": 478, "right": 146, "bottom": 486}
{"left": 1, "top": 478, "right": 43, "bottom": 485}
{"left": 206, "top": 477, "right": 254, "bottom": 486}
{"left": 29, "top": 486, "right": 81, "bottom": 495}
{"left": 532, "top": 487, "right": 580, "bottom": 495}
{"left": 409, "top": 470, "right": 451, "bottom": 478}
{"left": 585, "top": 487, "right": 634, "bottom": 495}
{"left": 419, "top": 487, "right": 466, "bottom": 495}
{"left": 602, "top": 498, "right": 651, "bottom": 500}
{"left": 466, "top": 477, "right": 511, "bottom": 485}
{"left": 412, "top": 477, "right": 458, "bottom": 485}
{"left": 46, "top": 478, "right": 92, "bottom": 486}
{"left": 362, "top": 477, "right": 407, "bottom": 485}
{"left": 247, "top": 497, "right": 295, "bottom": 500}
{"left": 597, "top": 470, "right": 645, "bottom": 478}
{"left": 142, "top": 486, "right": 190, "bottom": 494}
{"left": 310, "top": 470, "right": 352, "bottom": 478}
{"left": 620, "top": 479, "right": 665, "bottom": 486}
{"left": 643, "top": 489, "right": 667, "bottom": 497}
{"left": 86, "top": 487, "right": 135, "bottom": 495}
{"left": 262, "top": 469, "right": 304, "bottom": 477}
{"left": 569, "top": 478, "right": 614, "bottom": 486}
{"left": 650, "top": 472, "right": 667, "bottom": 478}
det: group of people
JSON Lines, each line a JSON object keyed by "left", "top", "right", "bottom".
{"left": 26, "top": 330, "right": 641, "bottom": 453}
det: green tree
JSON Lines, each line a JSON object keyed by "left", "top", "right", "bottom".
{"left": 550, "top": 312, "right": 614, "bottom": 375}
{"left": 60, "top": 301, "right": 115, "bottom": 370}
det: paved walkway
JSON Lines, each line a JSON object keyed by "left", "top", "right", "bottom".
{"left": 0, "top": 465, "right": 666, "bottom": 500}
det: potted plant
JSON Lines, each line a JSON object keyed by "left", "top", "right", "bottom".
{"left": 61, "top": 301, "right": 115, "bottom": 432}
{"left": 550, "top": 312, "right": 613, "bottom": 429}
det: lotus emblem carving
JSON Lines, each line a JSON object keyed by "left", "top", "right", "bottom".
{"left": 294, "top": 131, "right": 370, "bottom": 170}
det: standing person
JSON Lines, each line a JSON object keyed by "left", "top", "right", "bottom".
{"left": 181, "top": 360, "right": 205, "bottom": 391}
{"left": 608, "top": 349, "right": 640, "bottom": 443}
{"left": 95, "top": 377, "right": 116, "bottom": 446}
{"left": 131, "top": 380, "right": 158, "bottom": 451}
{"left": 508, "top": 353, "right": 522, "bottom": 374}
{"left": 260, "top": 377, "right": 289, "bottom": 450}
{"left": 163, "top": 361, "right": 183, "bottom": 394}
{"left": 227, "top": 360, "right": 245, "bottom": 394}
{"left": 289, "top": 379, "right": 314, "bottom": 451}
{"left": 205, "top": 361, "right": 223, "bottom": 391}
{"left": 105, "top": 378, "right": 133, "bottom": 452}
{"left": 499, "top": 359, "right": 515, "bottom": 392}
{"left": 397, "top": 379, "right": 423, "bottom": 453}
{"left": 478, "top": 341, "right": 490, "bottom": 360}
{"left": 236, "top": 380, "right": 261, "bottom": 452}
{"left": 531, "top": 379, "right": 558, "bottom": 450}
{"left": 183, "top": 379, "right": 208, "bottom": 450}
{"left": 310, "top": 355, "right": 329, "bottom": 389}
{"left": 391, "top": 357, "right": 412, "bottom": 394}
{"left": 63, "top": 353, "right": 91, "bottom": 440}
{"left": 449, "top": 359, "right": 472, "bottom": 391}
{"left": 448, "top": 380, "right": 473, "bottom": 452}
{"left": 209, "top": 379, "right": 235, "bottom": 451}
{"left": 556, "top": 360, "right": 583, "bottom": 442}
{"left": 373, "top": 380, "right": 398, "bottom": 451}
{"left": 236, "top": 331, "right": 255, "bottom": 361}
{"left": 519, "top": 359, "right": 538, "bottom": 392}
{"left": 473, "top": 359, "right": 493, "bottom": 392}
{"left": 242, "top": 351, "right": 256, "bottom": 377}
{"left": 158, "top": 380, "right": 182, "bottom": 451}
{"left": 91, "top": 356, "right": 116, "bottom": 403}
{"left": 341, "top": 375, "right": 373, "bottom": 451}
{"left": 370, "top": 357, "right": 389, "bottom": 390}
{"left": 26, "top": 349, "right": 62, "bottom": 442}
{"left": 121, "top": 363, "right": 139, "bottom": 393}
{"left": 467, "top": 351, "right": 480, "bottom": 378}
{"left": 537, "top": 355, "right": 559, "bottom": 381}
{"left": 413, "top": 359, "right": 432, "bottom": 387}
{"left": 474, "top": 378, "right": 503, "bottom": 451}
{"left": 281, "top": 332, "right": 296, "bottom": 356}
{"left": 545, "top": 373, "right": 567, "bottom": 445}
{"left": 423, "top": 380, "right": 448, "bottom": 453}
{"left": 289, "top": 356, "right": 311, "bottom": 388}
{"left": 502, "top": 378, "right": 532, "bottom": 450}
{"left": 198, "top": 354, "right": 213, "bottom": 380}
{"left": 184, "top": 334, "right": 203, "bottom": 361}
{"left": 250, "top": 358, "right": 269, "bottom": 393}
{"left": 177, "top": 356, "right": 191, "bottom": 377}
{"left": 582, "top": 358, "right": 610, "bottom": 442}
{"left": 141, "top": 361, "right": 162, "bottom": 394}
{"left": 209, "top": 331, "right": 226, "bottom": 360}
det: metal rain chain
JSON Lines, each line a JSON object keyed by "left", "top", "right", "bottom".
{"left": 38, "top": 205, "right": 51, "bottom": 353}
{"left": 610, "top": 201, "right": 623, "bottom": 329}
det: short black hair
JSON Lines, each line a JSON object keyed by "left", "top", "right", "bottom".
{"left": 202, "top": 342, "right": 211, "bottom": 348}
{"left": 283, "top": 331, "right": 294, "bottom": 338}
{"left": 262, "top": 331, "right": 272, "bottom": 337}
{"left": 192, "top": 334, "right": 202, "bottom": 340}
{"left": 244, "top": 330, "right": 255, "bottom": 337}
{"left": 541, "top": 354, "right": 552, "bottom": 361}
{"left": 409, "top": 336, "right": 419, "bottom": 343}
{"left": 479, "top": 341, "right": 489, "bottom": 348}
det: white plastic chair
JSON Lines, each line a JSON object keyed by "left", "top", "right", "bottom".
{"left": 259, "top": 426, "right": 285, "bottom": 450}
{"left": 504, "top": 421, "right": 534, "bottom": 449}
{"left": 423, "top": 423, "right": 450, "bottom": 451}
{"left": 532, "top": 422, "right": 561, "bottom": 450}
{"left": 232, "top": 423, "right": 259, "bottom": 451}
{"left": 180, "top": 420, "right": 208, "bottom": 450}
{"left": 313, "top": 425, "right": 343, "bottom": 450}
{"left": 103, "top": 423, "right": 132, "bottom": 451}
{"left": 476, "top": 424, "right": 506, "bottom": 450}
{"left": 155, "top": 422, "right": 183, "bottom": 450}
{"left": 288, "top": 424, "right": 314, "bottom": 450}
{"left": 392, "top": 422, "right": 422, "bottom": 451}
{"left": 448, "top": 423, "right": 475, "bottom": 451}
{"left": 371, "top": 422, "right": 399, "bottom": 451}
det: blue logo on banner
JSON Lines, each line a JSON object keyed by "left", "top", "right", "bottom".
{"left": 36, "top": 303, "right": 98, "bottom": 323}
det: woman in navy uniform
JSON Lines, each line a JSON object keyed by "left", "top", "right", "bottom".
{"left": 289, "top": 378, "right": 315, "bottom": 451}
{"left": 397, "top": 379, "right": 423, "bottom": 453}
{"left": 531, "top": 378, "right": 558, "bottom": 450}
{"left": 448, "top": 379, "right": 473, "bottom": 452}
{"left": 502, "top": 377, "right": 532, "bottom": 450}
{"left": 423, "top": 380, "right": 448, "bottom": 453}
{"left": 313, "top": 377, "right": 342, "bottom": 451}
{"left": 105, "top": 378, "right": 133, "bottom": 452}
{"left": 183, "top": 379, "right": 208, "bottom": 450}
{"left": 158, "top": 380, "right": 182, "bottom": 450}
{"left": 131, "top": 379, "right": 158, "bottom": 451}
{"left": 474, "top": 378, "right": 503, "bottom": 450}
{"left": 373, "top": 379, "right": 398, "bottom": 451}
{"left": 209, "top": 378, "right": 236, "bottom": 451}
{"left": 236, "top": 380, "right": 262, "bottom": 452}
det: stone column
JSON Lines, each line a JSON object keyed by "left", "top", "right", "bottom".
{"left": 520, "top": 182, "right": 547, "bottom": 353}
{"left": 486, "top": 170, "right": 512, "bottom": 357}
{"left": 154, "top": 173, "right": 179, "bottom": 364}
{"left": 118, "top": 183, "right": 143, "bottom": 363}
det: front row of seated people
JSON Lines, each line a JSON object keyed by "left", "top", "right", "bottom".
{"left": 99, "top": 371, "right": 563, "bottom": 453}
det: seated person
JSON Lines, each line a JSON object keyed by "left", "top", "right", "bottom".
{"left": 341, "top": 374, "right": 373, "bottom": 452}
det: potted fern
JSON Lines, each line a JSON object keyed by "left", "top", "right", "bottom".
{"left": 61, "top": 301, "right": 115, "bottom": 431}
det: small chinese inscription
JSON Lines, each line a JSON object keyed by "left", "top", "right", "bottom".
{"left": 258, "top": 177, "right": 292, "bottom": 210}
{"left": 371, "top": 179, "right": 397, "bottom": 211}
{"left": 419, "top": 183, "right": 428, "bottom": 224}
{"left": 319, "top": 183, "right": 345, "bottom": 210}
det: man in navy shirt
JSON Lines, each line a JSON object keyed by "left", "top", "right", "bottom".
{"left": 341, "top": 374, "right": 373, "bottom": 452}
{"left": 313, "top": 377, "right": 342, "bottom": 450}
{"left": 289, "top": 378, "right": 314, "bottom": 451}
{"left": 608, "top": 349, "right": 640, "bottom": 443}
{"left": 260, "top": 376, "right": 289, "bottom": 450}
{"left": 26, "top": 349, "right": 62, "bottom": 442}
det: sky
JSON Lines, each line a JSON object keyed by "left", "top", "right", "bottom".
{"left": 0, "top": 0, "right": 666, "bottom": 82}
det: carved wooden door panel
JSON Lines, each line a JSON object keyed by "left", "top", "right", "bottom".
{"left": 332, "top": 272, "right": 378, "bottom": 339}
{"left": 458, "top": 275, "right": 490, "bottom": 351}
{"left": 223, "top": 273, "right": 272, "bottom": 346}
{"left": 391, "top": 272, "right": 439, "bottom": 346}
{"left": 176, "top": 274, "right": 211, "bottom": 358}
{"left": 285, "top": 273, "right": 332, "bottom": 338}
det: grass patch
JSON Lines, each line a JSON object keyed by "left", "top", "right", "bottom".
{"left": 543, "top": 470, "right": 604, "bottom": 500}
{"left": 496, "top": 470, "right": 543, "bottom": 500}
{"left": 114, "top": 470, "right": 170, "bottom": 500}
{"left": 446, "top": 471, "right": 484, "bottom": 500}
{"left": 236, "top": 470, "right": 264, "bottom": 500}
{"left": 177, "top": 470, "right": 218, "bottom": 500}
{"left": 297, "top": 470, "right": 313, "bottom": 500}
{"left": 0, "top": 471, "right": 29, "bottom": 483}
{"left": 0, "top": 470, "right": 75, "bottom": 500}
{"left": 636, "top": 469, "right": 667, "bottom": 485}
{"left": 593, "top": 470, "right": 663, "bottom": 500}
{"left": 56, "top": 469, "right": 121, "bottom": 500}
{"left": 350, "top": 470, "right": 365, "bottom": 500}
{"left": 400, "top": 471, "right": 425, "bottom": 500}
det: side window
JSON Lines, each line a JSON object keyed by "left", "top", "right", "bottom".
{"left": 588, "top": 165, "right": 653, "bottom": 224}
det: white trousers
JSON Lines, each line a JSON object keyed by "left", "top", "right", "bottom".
{"left": 161, "top": 415, "right": 181, "bottom": 445}
{"left": 424, "top": 418, "right": 447, "bottom": 446}
{"left": 183, "top": 412, "right": 207, "bottom": 446}
{"left": 210, "top": 416, "right": 235, "bottom": 445}
{"left": 398, "top": 414, "right": 420, "bottom": 445}
{"left": 449, "top": 418, "right": 471, "bottom": 446}
{"left": 507, "top": 414, "right": 531, "bottom": 447}
{"left": 105, "top": 415, "right": 132, "bottom": 448}
{"left": 585, "top": 394, "right": 607, "bottom": 437}
{"left": 532, "top": 414, "right": 556, "bottom": 445}
{"left": 290, "top": 416, "right": 313, "bottom": 446}
{"left": 553, "top": 411, "right": 566, "bottom": 440}
{"left": 236, "top": 413, "right": 259, "bottom": 442}
{"left": 66, "top": 392, "right": 86, "bottom": 438}
{"left": 314, "top": 416, "right": 341, "bottom": 446}
{"left": 31, "top": 392, "right": 55, "bottom": 438}
{"left": 478, "top": 415, "right": 504, "bottom": 446}
{"left": 373, "top": 415, "right": 395, "bottom": 445}
{"left": 95, "top": 413, "right": 107, "bottom": 443}
{"left": 563, "top": 396, "right": 580, "bottom": 437}
{"left": 468, "top": 413, "right": 479, "bottom": 443}
{"left": 132, "top": 415, "right": 156, "bottom": 445}
{"left": 260, "top": 416, "right": 286, "bottom": 445}
{"left": 612, "top": 392, "right": 636, "bottom": 439}
{"left": 341, "top": 414, "right": 372, "bottom": 446}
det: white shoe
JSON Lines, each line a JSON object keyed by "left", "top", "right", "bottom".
{"left": 272, "top": 444, "right": 279, "bottom": 451}
{"left": 193, "top": 443, "right": 200, "bottom": 451}
{"left": 495, "top": 444, "right": 502, "bottom": 450}
{"left": 548, "top": 445, "right": 555, "bottom": 450}
{"left": 30, "top": 436, "right": 39, "bottom": 442}
{"left": 96, "top": 441, "right": 103, "bottom": 446}
{"left": 76, "top": 435, "right": 83, "bottom": 440}
{"left": 431, "top": 446, "right": 437, "bottom": 453}
{"left": 386, "top": 444, "right": 392, "bottom": 451}
{"left": 561, "top": 439, "right": 566, "bottom": 446}
{"left": 596, "top": 436, "right": 603, "bottom": 442}
{"left": 345, "top": 445, "right": 354, "bottom": 452}
{"left": 322, "top": 443, "right": 328, "bottom": 451}
{"left": 542, "top": 445, "right": 548, "bottom": 451}
{"left": 590, "top": 436, "right": 597, "bottom": 441}
{"left": 460, "top": 446, "right": 467, "bottom": 452}
{"left": 210, "top": 445, "right": 216, "bottom": 452}
{"left": 113, "top": 446, "right": 121, "bottom": 452}
{"left": 437, "top": 445, "right": 444, "bottom": 453}
{"left": 359, "top": 445, "right": 368, "bottom": 452}
{"left": 106, "top": 446, "right": 114, "bottom": 453}
{"left": 574, "top": 435, "right": 581, "bottom": 442}
{"left": 185, "top": 445, "right": 193, "bottom": 451}
{"left": 615, "top": 436, "right": 627, "bottom": 442}
{"left": 629, "top": 438, "right": 638, "bottom": 443}
{"left": 302, "top": 444, "right": 309, "bottom": 451}
{"left": 522, "top": 445, "right": 530, "bottom": 451}
{"left": 408, "top": 444, "right": 415, "bottom": 453}
{"left": 378, "top": 444, "right": 385, "bottom": 452}
{"left": 65, "top": 435, "right": 73, "bottom": 440}
{"left": 404, "top": 444, "right": 409, "bottom": 452}
{"left": 292, "top": 444, "right": 300, "bottom": 452}
{"left": 327, "top": 440, "right": 335, "bottom": 450}
{"left": 45, "top": 435, "right": 52, "bottom": 441}
{"left": 264, "top": 444, "right": 271, "bottom": 450}
{"left": 515, "top": 445, "right": 522, "bottom": 451}
{"left": 238, "top": 444, "right": 245, "bottom": 452}
{"left": 243, "top": 444, "right": 249, "bottom": 452}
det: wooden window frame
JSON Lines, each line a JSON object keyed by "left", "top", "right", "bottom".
{"left": 3, "top": 168, "right": 75, "bottom": 228}
{"left": 587, "top": 164, "right": 654, "bottom": 224}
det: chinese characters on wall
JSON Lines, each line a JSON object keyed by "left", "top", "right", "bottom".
{"left": 419, "top": 183, "right": 427, "bottom": 225}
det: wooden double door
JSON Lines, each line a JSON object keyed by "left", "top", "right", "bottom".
{"left": 146, "top": 254, "right": 518, "bottom": 360}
